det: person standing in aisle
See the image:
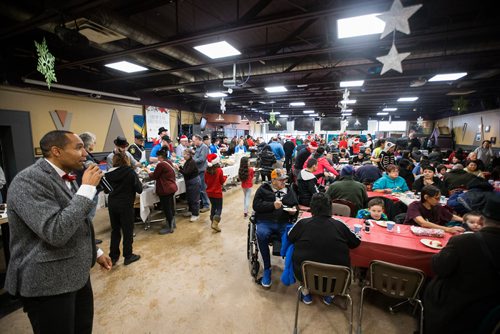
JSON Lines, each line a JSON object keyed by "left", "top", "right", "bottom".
{"left": 179, "top": 148, "right": 200, "bottom": 222}
{"left": 283, "top": 138, "right": 296, "bottom": 176}
{"left": 193, "top": 135, "right": 211, "bottom": 212}
{"left": 238, "top": 156, "right": 255, "bottom": 218}
{"left": 204, "top": 154, "right": 227, "bottom": 232}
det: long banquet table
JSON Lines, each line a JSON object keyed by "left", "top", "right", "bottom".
{"left": 139, "top": 178, "right": 186, "bottom": 223}
{"left": 300, "top": 212, "right": 451, "bottom": 276}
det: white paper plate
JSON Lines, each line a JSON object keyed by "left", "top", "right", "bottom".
{"left": 420, "top": 238, "right": 443, "bottom": 249}
{"left": 283, "top": 207, "right": 297, "bottom": 212}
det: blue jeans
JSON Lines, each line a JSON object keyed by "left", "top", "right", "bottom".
{"left": 198, "top": 171, "right": 210, "bottom": 208}
{"left": 256, "top": 221, "right": 286, "bottom": 270}
{"left": 242, "top": 188, "right": 252, "bottom": 214}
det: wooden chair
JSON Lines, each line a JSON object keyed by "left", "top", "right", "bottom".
{"left": 331, "top": 199, "right": 357, "bottom": 217}
{"left": 294, "top": 261, "right": 353, "bottom": 334}
{"left": 358, "top": 260, "right": 425, "bottom": 334}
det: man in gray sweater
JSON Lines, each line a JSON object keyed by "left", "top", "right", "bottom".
{"left": 5, "top": 130, "right": 112, "bottom": 333}
{"left": 193, "top": 134, "right": 210, "bottom": 212}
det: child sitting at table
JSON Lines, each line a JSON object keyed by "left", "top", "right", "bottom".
{"left": 462, "top": 211, "right": 483, "bottom": 232}
{"left": 356, "top": 198, "right": 388, "bottom": 221}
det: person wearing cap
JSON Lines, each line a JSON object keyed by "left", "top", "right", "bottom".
{"left": 106, "top": 136, "right": 140, "bottom": 169}
{"left": 128, "top": 134, "right": 146, "bottom": 163}
{"left": 193, "top": 135, "right": 211, "bottom": 212}
{"left": 252, "top": 168, "right": 299, "bottom": 288}
{"left": 153, "top": 126, "right": 169, "bottom": 146}
{"left": 293, "top": 141, "right": 318, "bottom": 180}
{"left": 150, "top": 135, "right": 171, "bottom": 163}
{"left": 423, "top": 194, "right": 500, "bottom": 334}
{"left": 326, "top": 165, "right": 368, "bottom": 214}
{"left": 378, "top": 141, "right": 396, "bottom": 171}
{"left": 204, "top": 153, "right": 227, "bottom": 231}
{"left": 175, "top": 135, "right": 189, "bottom": 157}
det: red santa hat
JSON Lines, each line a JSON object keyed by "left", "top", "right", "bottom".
{"left": 179, "top": 135, "right": 188, "bottom": 141}
{"left": 207, "top": 153, "right": 220, "bottom": 167}
{"left": 308, "top": 141, "right": 318, "bottom": 150}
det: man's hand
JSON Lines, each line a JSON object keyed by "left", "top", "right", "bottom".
{"left": 446, "top": 226, "right": 465, "bottom": 234}
{"left": 96, "top": 254, "right": 112, "bottom": 270}
{"left": 82, "top": 165, "right": 102, "bottom": 187}
{"left": 274, "top": 200, "right": 283, "bottom": 209}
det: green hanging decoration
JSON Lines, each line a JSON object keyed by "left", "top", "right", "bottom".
{"left": 452, "top": 96, "right": 468, "bottom": 114}
{"left": 269, "top": 109, "right": 276, "bottom": 124}
{"left": 34, "top": 38, "right": 57, "bottom": 89}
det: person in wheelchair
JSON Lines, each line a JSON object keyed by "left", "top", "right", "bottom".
{"left": 253, "top": 168, "right": 299, "bottom": 288}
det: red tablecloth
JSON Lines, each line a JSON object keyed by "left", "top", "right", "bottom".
{"left": 299, "top": 212, "right": 451, "bottom": 276}
{"left": 367, "top": 191, "right": 400, "bottom": 203}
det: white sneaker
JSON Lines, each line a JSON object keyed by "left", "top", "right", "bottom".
{"left": 182, "top": 211, "right": 192, "bottom": 217}
{"left": 190, "top": 215, "right": 200, "bottom": 222}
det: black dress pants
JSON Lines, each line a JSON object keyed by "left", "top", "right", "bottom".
{"left": 159, "top": 194, "right": 175, "bottom": 228}
{"left": 108, "top": 204, "right": 134, "bottom": 260}
{"left": 22, "top": 278, "right": 93, "bottom": 334}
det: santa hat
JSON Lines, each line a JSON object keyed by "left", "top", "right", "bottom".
{"left": 179, "top": 135, "right": 188, "bottom": 141}
{"left": 308, "top": 141, "right": 318, "bottom": 150}
{"left": 207, "top": 153, "right": 220, "bottom": 167}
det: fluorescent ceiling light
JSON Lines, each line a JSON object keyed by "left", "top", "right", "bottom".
{"left": 310, "top": 114, "right": 319, "bottom": 117}
{"left": 297, "top": 84, "right": 308, "bottom": 88}
{"left": 337, "top": 13, "right": 384, "bottom": 39}
{"left": 265, "top": 86, "right": 288, "bottom": 93}
{"left": 397, "top": 97, "right": 419, "bottom": 102}
{"left": 22, "top": 78, "right": 141, "bottom": 101}
{"left": 303, "top": 110, "right": 315, "bottom": 114}
{"left": 272, "top": 112, "right": 281, "bottom": 115}
{"left": 279, "top": 115, "right": 289, "bottom": 117}
{"left": 342, "top": 109, "right": 353, "bottom": 112}
{"left": 340, "top": 80, "right": 364, "bottom": 87}
{"left": 383, "top": 107, "right": 398, "bottom": 112}
{"left": 206, "top": 92, "right": 227, "bottom": 98}
{"left": 105, "top": 61, "right": 148, "bottom": 73}
{"left": 429, "top": 72, "right": 467, "bottom": 82}
{"left": 345, "top": 99, "right": 357, "bottom": 104}
{"left": 377, "top": 112, "right": 389, "bottom": 116}
{"left": 193, "top": 41, "right": 241, "bottom": 59}
{"left": 341, "top": 113, "right": 352, "bottom": 116}
{"left": 290, "top": 102, "right": 305, "bottom": 107}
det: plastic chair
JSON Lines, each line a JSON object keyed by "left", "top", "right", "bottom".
{"left": 331, "top": 199, "right": 356, "bottom": 217}
{"left": 293, "top": 261, "right": 353, "bottom": 334}
{"left": 358, "top": 260, "right": 425, "bottom": 334}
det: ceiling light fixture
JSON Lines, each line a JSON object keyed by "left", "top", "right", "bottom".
{"left": 337, "top": 13, "right": 385, "bottom": 39}
{"left": 345, "top": 99, "right": 357, "bottom": 104}
{"left": 429, "top": 72, "right": 467, "bottom": 82}
{"left": 265, "top": 86, "right": 288, "bottom": 93}
{"left": 377, "top": 112, "right": 389, "bottom": 115}
{"left": 340, "top": 80, "right": 364, "bottom": 87}
{"left": 310, "top": 113, "right": 319, "bottom": 117}
{"left": 104, "top": 61, "right": 148, "bottom": 73}
{"left": 289, "top": 102, "right": 305, "bottom": 106}
{"left": 193, "top": 41, "right": 241, "bottom": 59}
{"left": 22, "top": 78, "right": 141, "bottom": 101}
{"left": 383, "top": 107, "right": 398, "bottom": 111}
{"left": 303, "top": 110, "right": 315, "bottom": 114}
{"left": 206, "top": 92, "right": 227, "bottom": 98}
{"left": 279, "top": 115, "right": 289, "bottom": 118}
{"left": 397, "top": 97, "right": 419, "bottom": 102}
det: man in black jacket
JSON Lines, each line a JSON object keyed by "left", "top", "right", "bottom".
{"left": 253, "top": 169, "right": 298, "bottom": 288}
{"left": 283, "top": 138, "right": 296, "bottom": 175}
{"left": 423, "top": 195, "right": 500, "bottom": 334}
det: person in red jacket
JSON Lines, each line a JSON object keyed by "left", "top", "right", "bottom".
{"left": 238, "top": 156, "right": 255, "bottom": 218}
{"left": 205, "top": 153, "right": 227, "bottom": 232}
{"left": 303, "top": 147, "right": 338, "bottom": 185}
{"left": 148, "top": 150, "right": 178, "bottom": 235}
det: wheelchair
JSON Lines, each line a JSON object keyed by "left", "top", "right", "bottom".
{"left": 246, "top": 212, "right": 295, "bottom": 283}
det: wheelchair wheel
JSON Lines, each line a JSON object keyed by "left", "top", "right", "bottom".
{"left": 247, "top": 221, "right": 260, "bottom": 279}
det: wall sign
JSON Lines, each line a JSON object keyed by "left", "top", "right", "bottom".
{"left": 145, "top": 105, "right": 170, "bottom": 142}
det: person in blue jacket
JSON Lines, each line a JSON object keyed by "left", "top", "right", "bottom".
{"left": 372, "top": 164, "right": 409, "bottom": 193}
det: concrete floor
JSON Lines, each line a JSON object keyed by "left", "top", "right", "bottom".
{"left": 0, "top": 184, "right": 418, "bottom": 333}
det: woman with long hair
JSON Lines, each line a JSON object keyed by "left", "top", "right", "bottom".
{"left": 238, "top": 156, "right": 255, "bottom": 218}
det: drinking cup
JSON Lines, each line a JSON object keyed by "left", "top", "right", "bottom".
{"left": 386, "top": 221, "right": 395, "bottom": 232}
{"left": 354, "top": 224, "right": 362, "bottom": 234}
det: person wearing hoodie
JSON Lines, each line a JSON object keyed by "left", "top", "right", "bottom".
{"left": 106, "top": 152, "right": 143, "bottom": 266}
{"left": 443, "top": 164, "right": 478, "bottom": 195}
{"left": 326, "top": 165, "right": 368, "bottom": 214}
{"left": 378, "top": 141, "right": 396, "bottom": 171}
{"left": 372, "top": 164, "right": 409, "bottom": 193}
{"left": 253, "top": 169, "right": 299, "bottom": 288}
{"left": 447, "top": 177, "right": 496, "bottom": 215}
{"left": 297, "top": 158, "right": 319, "bottom": 206}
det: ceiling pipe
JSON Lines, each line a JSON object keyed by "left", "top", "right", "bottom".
{"left": 86, "top": 9, "right": 223, "bottom": 79}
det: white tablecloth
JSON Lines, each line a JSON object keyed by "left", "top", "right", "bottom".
{"left": 139, "top": 178, "right": 186, "bottom": 222}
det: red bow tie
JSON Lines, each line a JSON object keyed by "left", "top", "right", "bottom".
{"left": 62, "top": 173, "right": 76, "bottom": 182}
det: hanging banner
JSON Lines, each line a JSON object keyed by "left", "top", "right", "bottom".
{"left": 145, "top": 105, "right": 170, "bottom": 142}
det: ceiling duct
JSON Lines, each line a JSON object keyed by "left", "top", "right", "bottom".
{"left": 65, "top": 18, "right": 126, "bottom": 44}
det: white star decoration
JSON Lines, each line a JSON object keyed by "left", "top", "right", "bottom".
{"left": 378, "top": 0, "right": 422, "bottom": 39}
{"left": 376, "top": 43, "right": 410, "bottom": 75}
{"left": 417, "top": 116, "right": 424, "bottom": 127}
{"left": 220, "top": 97, "right": 226, "bottom": 113}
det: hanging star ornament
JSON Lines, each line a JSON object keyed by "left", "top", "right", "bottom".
{"left": 378, "top": 0, "right": 422, "bottom": 39}
{"left": 376, "top": 43, "right": 411, "bottom": 75}
{"left": 417, "top": 116, "right": 424, "bottom": 127}
{"left": 34, "top": 38, "right": 57, "bottom": 88}
{"left": 220, "top": 97, "right": 226, "bottom": 113}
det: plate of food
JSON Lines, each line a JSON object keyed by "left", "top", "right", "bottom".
{"left": 283, "top": 207, "right": 297, "bottom": 213}
{"left": 420, "top": 239, "right": 443, "bottom": 250}
{"left": 368, "top": 220, "right": 391, "bottom": 228}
